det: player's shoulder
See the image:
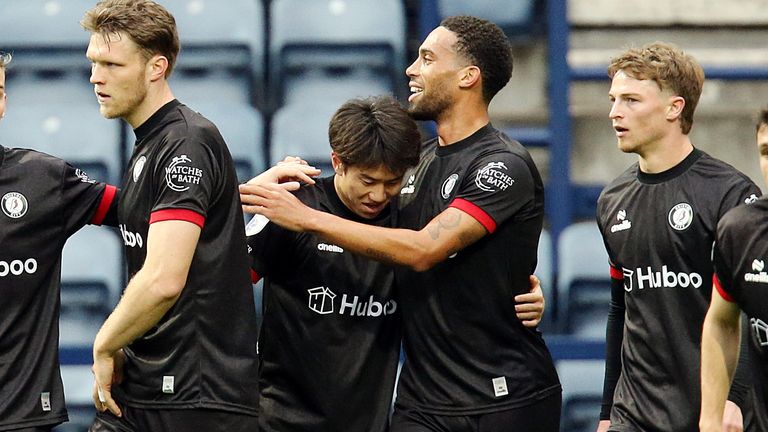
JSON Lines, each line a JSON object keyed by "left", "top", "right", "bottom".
{"left": 693, "top": 150, "right": 754, "bottom": 185}
{"left": 599, "top": 163, "right": 638, "bottom": 204}
{"left": 293, "top": 175, "right": 333, "bottom": 210}
{"left": 165, "top": 103, "right": 224, "bottom": 147}
{"left": 719, "top": 195, "right": 768, "bottom": 233}
{"left": 5, "top": 146, "right": 68, "bottom": 172}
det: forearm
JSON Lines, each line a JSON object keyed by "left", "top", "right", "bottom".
{"left": 700, "top": 312, "right": 741, "bottom": 430}
{"left": 600, "top": 277, "right": 625, "bottom": 420}
{"left": 93, "top": 269, "right": 182, "bottom": 356}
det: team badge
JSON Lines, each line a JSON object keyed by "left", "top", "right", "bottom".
{"left": 2, "top": 192, "right": 28, "bottom": 219}
{"left": 668, "top": 202, "right": 693, "bottom": 231}
{"left": 441, "top": 173, "right": 459, "bottom": 199}
{"left": 133, "top": 155, "right": 147, "bottom": 183}
{"left": 165, "top": 155, "right": 203, "bottom": 192}
{"left": 475, "top": 161, "right": 514, "bottom": 192}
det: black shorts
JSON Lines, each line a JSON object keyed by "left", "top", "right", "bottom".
{"left": 89, "top": 406, "right": 258, "bottom": 432}
{"left": 390, "top": 392, "right": 561, "bottom": 432}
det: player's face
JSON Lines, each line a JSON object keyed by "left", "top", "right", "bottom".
{"left": 333, "top": 160, "right": 403, "bottom": 219}
{"left": 0, "top": 67, "right": 6, "bottom": 120}
{"left": 406, "top": 26, "right": 461, "bottom": 121}
{"left": 608, "top": 70, "right": 675, "bottom": 156}
{"left": 757, "top": 124, "right": 768, "bottom": 186}
{"left": 87, "top": 32, "right": 150, "bottom": 126}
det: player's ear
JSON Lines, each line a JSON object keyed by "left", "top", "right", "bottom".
{"left": 666, "top": 95, "right": 685, "bottom": 122}
{"left": 147, "top": 55, "right": 169, "bottom": 82}
{"left": 458, "top": 65, "right": 481, "bottom": 90}
{"left": 330, "top": 152, "right": 344, "bottom": 175}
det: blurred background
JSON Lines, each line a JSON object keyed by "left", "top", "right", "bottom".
{"left": 2, "top": 0, "right": 768, "bottom": 430}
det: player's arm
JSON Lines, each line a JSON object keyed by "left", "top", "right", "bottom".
{"left": 241, "top": 182, "right": 484, "bottom": 271}
{"left": 597, "top": 263, "right": 625, "bottom": 431}
{"left": 92, "top": 219, "right": 200, "bottom": 416}
{"left": 700, "top": 277, "right": 742, "bottom": 432}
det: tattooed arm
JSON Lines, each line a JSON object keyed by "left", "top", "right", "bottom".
{"left": 239, "top": 183, "right": 486, "bottom": 271}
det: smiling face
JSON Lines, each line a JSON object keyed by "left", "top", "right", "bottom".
{"left": 608, "top": 70, "right": 678, "bottom": 156}
{"left": 332, "top": 154, "right": 403, "bottom": 219}
{"left": 758, "top": 124, "right": 768, "bottom": 186}
{"left": 406, "top": 26, "right": 464, "bottom": 121}
{"left": 86, "top": 32, "right": 151, "bottom": 127}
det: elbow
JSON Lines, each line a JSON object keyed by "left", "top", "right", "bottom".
{"left": 405, "top": 250, "right": 441, "bottom": 272}
{"left": 148, "top": 276, "right": 186, "bottom": 302}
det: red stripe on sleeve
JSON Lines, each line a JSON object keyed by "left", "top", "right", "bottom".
{"left": 713, "top": 274, "right": 736, "bottom": 303}
{"left": 449, "top": 198, "right": 497, "bottom": 233}
{"left": 149, "top": 209, "right": 205, "bottom": 229}
{"left": 90, "top": 184, "right": 117, "bottom": 225}
{"left": 250, "top": 269, "right": 261, "bottom": 283}
{"left": 609, "top": 264, "right": 623, "bottom": 280}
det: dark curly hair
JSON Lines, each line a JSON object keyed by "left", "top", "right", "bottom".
{"left": 440, "top": 16, "right": 513, "bottom": 104}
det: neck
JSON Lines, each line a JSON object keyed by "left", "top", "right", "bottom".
{"left": 435, "top": 97, "right": 490, "bottom": 146}
{"left": 637, "top": 133, "right": 694, "bottom": 173}
{"left": 126, "top": 80, "right": 175, "bottom": 129}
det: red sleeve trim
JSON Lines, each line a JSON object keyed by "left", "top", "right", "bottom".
{"left": 90, "top": 185, "right": 117, "bottom": 225}
{"left": 609, "top": 264, "right": 623, "bottom": 280}
{"left": 250, "top": 269, "right": 261, "bottom": 283}
{"left": 449, "top": 198, "right": 496, "bottom": 233}
{"left": 149, "top": 209, "right": 205, "bottom": 229}
{"left": 713, "top": 274, "right": 736, "bottom": 303}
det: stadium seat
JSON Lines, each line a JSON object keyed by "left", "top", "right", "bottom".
{"left": 6, "top": 70, "right": 95, "bottom": 107}
{"left": 269, "top": 101, "right": 337, "bottom": 175}
{"left": 535, "top": 229, "right": 556, "bottom": 331}
{"left": 557, "top": 221, "right": 611, "bottom": 336}
{"left": 282, "top": 69, "right": 394, "bottom": 107}
{"left": 557, "top": 359, "right": 605, "bottom": 432}
{"left": 435, "top": 0, "right": 538, "bottom": 37}
{"left": 56, "top": 365, "right": 96, "bottom": 432}
{"left": 0, "top": 101, "right": 122, "bottom": 184}
{"left": 60, "top": 226, "right": 123, "bottom": 348}
{"left": 270, "top": 0, "right": 406, "bottom": 105}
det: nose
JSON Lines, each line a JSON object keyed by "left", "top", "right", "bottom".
{"left": 90, "top": 64, "right": 104, "bottom": 85}
{"left": 406, "top": 57, "right": 419, "bottom": 78}
{"left": 369, "top": 184, "right": 391, "bottom": 203}
{"left": 609, "top": 100, "right": 622, "bottom": 120}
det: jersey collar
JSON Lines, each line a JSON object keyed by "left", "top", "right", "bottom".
{"left": 434, "top": 123, "right": 494, "bottom": 157}
{"left": 637, "top": 147, "right": 703, "bottom": 184}
{"left": 133, "top": 99, "right": 182, "bottom": 144}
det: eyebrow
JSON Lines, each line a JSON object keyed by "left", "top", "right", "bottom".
{"left": 419, "top": 48, "right": 435, "bottom": 57}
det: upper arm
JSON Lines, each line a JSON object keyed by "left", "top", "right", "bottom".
{"left": 707, "top": 283, "right": 741, "bottom": 326}
{"left": 142, "top": 219, "right": 201, "bottom": 298}
{"left": 415, "top": 206, "right": 487, "bottom": 267}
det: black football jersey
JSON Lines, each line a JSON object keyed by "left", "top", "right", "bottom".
{"left": 597, "top": 148, "right": 760, "bottom": 431}
{"left": 393, "top": 124, "right": 560, "bottom": 415}
{"left": 113, "top": 100, "right": 258, "bottom": 415}
{"left": 714, "top": 196, "right": 768, "bottom": 429}
{"left": 0, "top": 145, "right": 116, "bottom": 430}
{"left": 248, "top": 175, "right": 401, "bottom": 432}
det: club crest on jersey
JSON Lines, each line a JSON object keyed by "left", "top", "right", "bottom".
{"left": 744, "top": 258, "right": 768, "bottom": 283}
{"left": 475, "top": 161, "right": 514, "bottom": 193}
{"left": 133, "top": 155, "right": 147, "bottom": 183}
{"left": 610, "top": 209, "right": 632, "bottom": 233}
{"left": 441, "top": 173, "right": 459, "bottom": 199}
{"left": 75, "top": 169, "right": 96, "bottom": 184}
{"left": 668, "top": 202, "right": 693, "bottom": 231}
{"left": 165, "top": 155, "right": 203, "bottom": 192}
{"left": 2, "top": 192, "right": 28, "bottom": 218}
{"left": 751, "top": 318, "right": 768, "bottom": 347}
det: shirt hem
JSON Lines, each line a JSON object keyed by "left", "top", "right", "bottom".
{"left": 119, "top": 398, "right": 258, "bottom": 417}
{"left": 0, "top": 413, "right": 68, "bottom": 431}
{"left": 395, "top": 384, "right": 561, "bottom": 416}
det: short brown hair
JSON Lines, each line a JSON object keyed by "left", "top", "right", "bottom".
{"left": 756, "top": 108, "right": 768, "bottom": 133}
{"left": 329, "top": 96, "right": 421, "bottom": 176}
{"left": 81, "top": 0, "right": 180, "bottom": 77}
{"left": 608, "top": 42, "right": 704, "bottom": 135}
{"left": 0, "top": 52, "right": 11, "bottom": 71}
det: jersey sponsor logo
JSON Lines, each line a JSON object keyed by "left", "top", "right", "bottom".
{"left": 744, "top": 258, "right": 768, "bottom": 283}
{"left": 400, "top": 175, "right": 415, "bottom": 195}
{"left": 119, "top": 224, "right": 144, "bottom": 248}
{"left": 610, "top": 209, "right": 632, "bottom": 233}
{"left": 668, "top": 202, "right": 694, "bottom": 231}
{"left": 165, "top": 155, "right": 203, "bottom": 192}
{"left": 0, "top": 258, "right": 38, "bottom": 277}
{"left": 75, "top": 169, "right": 97, "bottom": 184}
{"left": 751, "top": 318, "right": 768, "bottom": 347}
{"left": 475, "top": 161, "right": 514, "bottom": 193}
{"left": 621, "top": 265, "right": 702, "bottom": 292}
{"left": 307, "top": 286, "right": 397, "bottom": 317}
{"left": 2, "top": 191, "right": 28, "bottom": 218}
{"left": 745, "top": 194, "right": 759, "bottom": 204}
{"left": 317, "top": 243, "right": 344, "bottom": 253}
{"left": 441, "top": 173, "right": 459, "bottom": 199}
{"left": 133, "top": 155, "right": 147, "bottom": 183}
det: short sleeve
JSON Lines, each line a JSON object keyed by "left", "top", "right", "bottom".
{"left": 60, "top": 163, "right": 116, "bottom": 237}
{"left": 713, "top": 220, "right": 739, "bottom": 303}
{"left": 149, "top": 138, "right": 219, "bottom": 228}
{"left": 449, "top": 153, "right": 534, "bottom": 233}
{"left": 246, "top": 218, "right": 292, "bottom": 280}
{"left": 718, "top": 177, "right": 761, "bottom": 220}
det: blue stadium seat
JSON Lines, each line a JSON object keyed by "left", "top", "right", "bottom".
{"left": 6, "top": 70, "right": 95, "bottom": 107}
{"left": 536, "top": 229, "right": 555, "bottom": 331}
{"left": 557, "top": 221, "right": 611, "bottom": 336}
{"left": 0, "top": 101, "right": 122, "bottom": 184}
{"left": 283, "top": 69, "right": 393, "bottom": 106}
{"left": 270, "top": 101, "right": 337, "bottom": 175}
{"left": 270, "top": 0, "right": 406, "bottom": 105}
{"left": 170, "top": 70, "right": 252, "bottom": 105}
{"left": 557, "top": 359, "right": 605, "bottom": 432}
{"left": 435, "top": 0, "right": 537, "bottom": 37}
{"left": 60, "top": 226, "right": 123, "bottom": 348}
{"left": 56, "top": 365, "right": 96, "bottom": 432}
{"left": 184, "top": 101, "right": 266, "bottom": 183}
